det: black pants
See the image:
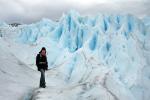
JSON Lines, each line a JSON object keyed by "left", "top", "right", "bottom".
{"left": 39, "top": 69, "right": 46, "bottom": 88}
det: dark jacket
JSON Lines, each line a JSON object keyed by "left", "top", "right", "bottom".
{"left": 36, "top": 53, "right": 48, "bottom": 71}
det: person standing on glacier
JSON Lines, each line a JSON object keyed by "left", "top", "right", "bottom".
{"left": 36, "top": 47, "right": 48, "bottom": 88}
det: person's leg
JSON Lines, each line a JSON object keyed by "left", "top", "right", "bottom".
{"left": 40, "top": 69, "right": 46, "bottom": 88}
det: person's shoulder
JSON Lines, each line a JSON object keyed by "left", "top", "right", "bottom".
{"left": 36, "top": 53, "right": 40, "bottom": 57}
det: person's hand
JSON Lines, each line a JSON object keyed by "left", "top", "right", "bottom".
{"left": 39, "top": 62, "right": 46, "bottom": 64}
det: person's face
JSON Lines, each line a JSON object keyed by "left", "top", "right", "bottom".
{"left": 41, "top": 50, "right": 46, "bottom": 56}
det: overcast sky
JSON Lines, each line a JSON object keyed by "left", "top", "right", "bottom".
{"left": 0, "top": 0, "right": 149, "bottom": 24}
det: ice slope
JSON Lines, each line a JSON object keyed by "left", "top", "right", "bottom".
{"left": 0, "top": 38, "right": 40, "bottom": 100}
{"left": 143, "top": 17, "right": 150, "bottom": 27}
{"left": 17, "top": 18, "right": 57, "bottom": 43}
{"left": 0, "top": 10, "right": 150, "bottom": 100}
{"left": 0, "top": 22, "right": 9, "bottom": 37}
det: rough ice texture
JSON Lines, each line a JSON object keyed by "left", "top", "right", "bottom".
{"left": 0, "top": 10, "right": 150, "bottom": 100}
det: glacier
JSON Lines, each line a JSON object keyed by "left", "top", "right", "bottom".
{"left": 0, "top": 10, "right": 150, "bottom": 100}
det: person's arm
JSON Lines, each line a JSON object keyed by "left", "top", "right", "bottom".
{"left": 45, "top": 57, "right": 48, "bottom": 70}
{"left": 36, "top": 54, "right": 40, "bottom": 69}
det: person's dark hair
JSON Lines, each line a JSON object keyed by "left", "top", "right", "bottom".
{"left": 40, "top": 47, "right": 46, "bottom": 53}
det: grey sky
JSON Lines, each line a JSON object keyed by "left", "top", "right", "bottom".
{"left": 0, "top": 0, "right": 149, "bottom": 24}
